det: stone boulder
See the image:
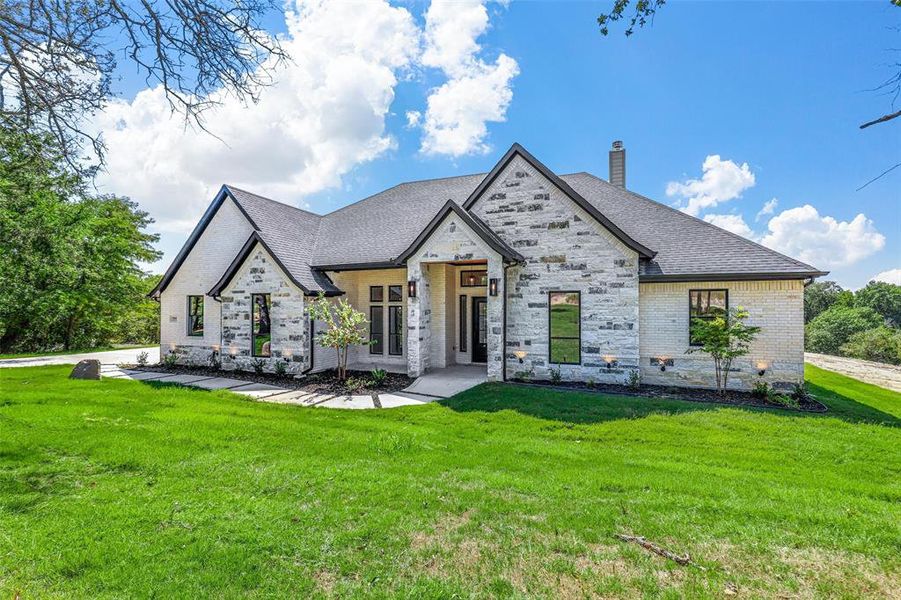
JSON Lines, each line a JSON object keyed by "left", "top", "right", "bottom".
{"left": 69, "top": 359, "right": 101, "bottom": 380}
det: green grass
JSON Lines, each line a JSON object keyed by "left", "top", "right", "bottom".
{"left": 0, "top": 344, "right": 149, "bottom": 360}
{"left": 0, "top": 365, "right": 898, "bottom": 597}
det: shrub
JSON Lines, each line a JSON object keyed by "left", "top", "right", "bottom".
{"left": 840, "top": 326, "right": 901, "bottom": 365}
{"left": 686, "top": 307, "right": 760, "bottom": 396}
{"left": 208, "top": 350, "right": 220, "bottom": 370}
{"left": 805, "top": 305, "right": 882, "bottom": 356}
{"left": 136, "top": 351, "right": 149, "bottom": 367}
{"left": 791, "top": 382, "right": 812, "bottom": 403}
{"left": 626, "top": 370, "right": 641, "bottom": 390}
{"left": 586, "top": 377, "right": 596, "bottom": 389}
{"left": 345, "top": 376, "right": 366, "bottom": 393}
{"left": 370, "top": 368, "right": 388, "bottom": 386}
{"left": 769, "top": 393, "right": 800, "bottom": 410}
{"left": 751, "top": 380, "right": 770, "bottom": 400}
{"left": 251, "top": 359, "right": 266, "bottom": 374}
{"left": 274, "top": 360, "right": 288, "bottom": 376}
{"left": 163, "top": 351, "right": 178, "bottom": 367}
{"left": 549, "top": 366, "right": 562, "bottom": 383}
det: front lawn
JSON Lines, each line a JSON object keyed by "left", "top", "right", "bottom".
{"left": 0, "top": 365, "right": 898, "bottom": 597}
{"left": 0, "top": 344, "right": 149, "bottom": 360}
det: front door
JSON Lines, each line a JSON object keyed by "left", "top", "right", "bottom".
{"left": 472, "top": 297, "right": 488, "bottom": 363}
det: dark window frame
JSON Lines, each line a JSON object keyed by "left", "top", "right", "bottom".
{"left": 370, "top": 305, "right": 384, "bottom": 354}
{"left": 459, "top": 295, "right": 467, "bottom": 353}
{"left": 688, "top": 289, "right": 729, "bottom": 347}
{"left": 388, "top": 284, "right": 403, "bottom": 303}
{"left": 388, "top": 305, "right": 403, "bottom": 356}
{"left": 369, "top": 285, "right": 383, "bottom": 303}
{"left": 251, "top": 293, "right": 272, "bottom": 357}
{"left": 548, "top": 290, "right": 581, "bottom": 365}
{"left": 460, "top": 270, "right": 488, "bottom": 288}
{"left": 187, "top": 295, "right": 204, "bottom": 337}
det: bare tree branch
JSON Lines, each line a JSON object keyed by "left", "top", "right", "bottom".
{"left": 860, "top": 109, "right": 901, "bottom": 129}
{"left": 0, "top": 0, "right": 285, "bottom": 172}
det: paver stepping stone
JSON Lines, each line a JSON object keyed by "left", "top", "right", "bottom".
{"left": 117, "top": 371, "right": 170, "bottom": 381}
{"left": 263, "top": 390, "right": 317, "bottom": 405}
{"left": 229, "top": 382, "right": 289, "bottom": 399}
{"left": 154, "top": 374, "right": 215, "bottom": 385}
{"left": 313, "top": 395, "right": 376, "bottom": 409}
{"left": 190, "top": 377, "right": 251, "bottom": 390}
{"left": 376, "top": 393, "right": 432, "bottom": 408}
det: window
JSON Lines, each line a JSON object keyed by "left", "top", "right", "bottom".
{"left": 388, "top": 284, "right": 403, "bottom": 303}
{"left": 548, "top": 291, "right": 580, "bottom": 364}
{"left": 689, "top": 289, "right": 728, "bottom": 346}
{"left": 252, "top": 293, "right": 271, "bottom": 357}
{"left": 187, "top": 295, "right": 204, "bottom": 336}
{"left": 389, "top": 305, "right": 403, "bottom": 355}
{"left": 370, "top": 306, "right": 384, "bottom": 354}
{"left": 459, "top": 295, "right": 467, "bottom": 353}
{"left": 460, "top": 270, "right": 488, "bottom": 287}
{"left": 369, "top": 286, "right": 384, "bottom": 303}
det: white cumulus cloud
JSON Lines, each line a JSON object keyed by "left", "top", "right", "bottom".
{"left": 755, "top": 197, "right": 778, "bottom": 221}
{"left": 94, "top": 0, "right": 421, "bottom": 235}
{"left": 761, "top": 204, "right": 885, "bottom": 268}
{"left": 417, "top": 0, "right": 519, "bottom": 156}
{"left": 666, "top": 155, "right": 756, "bottom": 216}
{"left": 703, "top": 214, "right": 756, "bottom": 239}
{"left": 872, "top": 268, "right": 901, "bottom": 285}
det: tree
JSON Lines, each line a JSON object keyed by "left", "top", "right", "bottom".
{"left": 0, "top": 124, "right": 160, "bottom": 352}
{"left": 306, "top": 294, "right": 371, "bottom": 381}
{"left": 854, "top": 280, "right": 901, "bottom": 326}
{"left": 804, "top": 280, "right": 852, "bottom": 323}
{"left": 0, "top": 0, "right": 285, "bottom": 171}
{"left": 686, "top": 307, "right": 761, "bottom": 395}
{"left": 840, "top": 326, "right": 901, "bottom": 365}
{"left": 113, "top": 274, "right": 162, "bottom": 345}
{"left": 804, "top": 305, "right": 883, "bottom": 356}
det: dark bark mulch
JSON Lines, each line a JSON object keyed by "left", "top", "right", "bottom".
{"left": 510, "top": 378, "right": 827, "bottom": 413}
{"left": 128, "top": 364, "right": 414, "bottom": 395}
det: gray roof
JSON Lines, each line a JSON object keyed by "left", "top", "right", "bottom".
{"left": 152, "top": 146, "right": 824, "bottom": 299}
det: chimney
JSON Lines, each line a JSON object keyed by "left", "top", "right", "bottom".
{"left": 609, "top": 140, "right": 626, "bottom": 188}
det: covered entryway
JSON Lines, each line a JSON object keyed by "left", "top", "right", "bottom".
{"left": 402, "top": 365, "right": 487, "bottom": 398}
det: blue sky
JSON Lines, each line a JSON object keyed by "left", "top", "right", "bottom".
{"left": 99, "top": 1, "right": 899, "bottom": 288}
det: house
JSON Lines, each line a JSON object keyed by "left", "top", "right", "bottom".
{"left": 150, "top": 142, "right": 826, "bottom": 390}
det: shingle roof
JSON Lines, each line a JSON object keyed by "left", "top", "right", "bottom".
{"left": 152, "top": 146, "right": 825, "bottom": 299}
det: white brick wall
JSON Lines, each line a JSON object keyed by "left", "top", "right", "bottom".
{"left": 639, "top": 279, "right": 805, "bottom": 390}
{"left": 159, "top": 197, "right": 254, "bottom": 361}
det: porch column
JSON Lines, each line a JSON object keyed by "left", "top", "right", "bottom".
{"left": 486, "top": 257, "right": 505, "bottom": 382}
{"left": 406, "top": 261, "right": 431, "bottom": 377}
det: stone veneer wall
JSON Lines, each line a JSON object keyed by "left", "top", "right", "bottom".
{"left": 639, "top": 279, "right": 805, "bottom": 390}
{"left": 406, "top": 212, "right": 504, "bottom": 380}
{"left": 470, "top": 155, "right": 641, "bottom": 384}
{"left": 217, "top": 246, "right": 308, "bottom": 375}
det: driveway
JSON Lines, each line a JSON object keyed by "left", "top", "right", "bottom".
{"left": 0, "top": 347, "right": 159, "bottom": 368}
{"left": 805, "top": 352, "right": 901, "bottom": 393}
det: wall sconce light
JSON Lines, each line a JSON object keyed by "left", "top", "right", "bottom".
{"left": 229, "top": 344, "right": 238, "bottom": 357}
{"left": 168, "top": 342, "right": 177, "bottom": 352}
{"left": 756, "top": 361, "right": 768, "bottom": 377}
{"left": 489, "top": 278, "right": 499, "bottom": 297}
{"left": 653, "top": 356, "right": 672, "bottom": 372}
{"left": 407, "top": 280, "right": 417, "bottom": 298}
{"left": 211, "top": 344, "right": 220, "bottom": 353}
{"left": 603, "top": 355, "right": 618, "bottom": 369}
{"left": 513, "top": 350, "right": 527, "bottom": 364}
{"left": 283, "top": 348, "right": 293, "bottom": 362}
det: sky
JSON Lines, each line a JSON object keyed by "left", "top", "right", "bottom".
{"left": 94, "top": 0, "right": 901, "bottom": 289}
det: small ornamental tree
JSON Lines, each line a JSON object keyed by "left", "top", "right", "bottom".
{"left": 686, "top": 307, "right": 761, "bottom": 395}
{"left": 306, "top": 293, "right": 370, "bottom": 381}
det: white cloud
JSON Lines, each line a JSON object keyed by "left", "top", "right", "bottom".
{"left": 755, "top": 197, "right": 778, "bottom": 221}
{"left": 417, "top": 0, "right": 519, "bottom": 156}
{"left": 872, "top": 268, "right": 901, "bottom": 285}
{"left": 405, "top": 110, "right": 422, "bottom": 128}
{"left": 703, "top": 214, "right": 756, "bottom": 239}
{"left": 94, "top": 0, "right": 420, "bottom": 234}
{"left": 761, "top": 204, "right": 885, "bottom": 268}
{"left": 666, "top": 155, "right": 756, "bottom": 216}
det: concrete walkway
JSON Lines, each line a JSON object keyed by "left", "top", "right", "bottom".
{"left": 401, "top": 364, "right": 487, "bottom": 398}
{"left": 0, "top": 346, "right": 159, "bottom": 368}
{"left": 805, "top": 352, "right": 901, "bottom": 393}
{"left": 98, "top": 365, "right": 433, "bottom": 409}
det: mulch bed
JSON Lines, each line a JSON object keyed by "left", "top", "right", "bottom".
{"left": 509, "top": 378, "right": 828, "bottom": 413}
{"left": 127, "top": 364, "right": 414, "bottom": 395}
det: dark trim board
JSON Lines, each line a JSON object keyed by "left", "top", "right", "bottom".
{"left": 462, "top": 143, "right": 656, "bottom": 260}
{"left": 313, "top": 261, "right": 402, "bottom": 272}
{"left": 639, "top": 271, "right": 829, "bottom": 283}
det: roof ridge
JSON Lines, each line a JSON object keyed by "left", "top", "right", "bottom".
{"left": 568, "top": 172, "right": 820, "bottom": 272}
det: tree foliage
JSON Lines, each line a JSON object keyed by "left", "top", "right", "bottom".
{"left": 686, "top": 307, "right": 761, "bottom": 395}
{"left": 840, "top": 326, "right": 901, "bottom": 366}
{"left": 113, "top": 274, "right": 162, "bottom": 345}
{"left": 0, "top": 0, "right": 285, "bottom": 170}
{"left": 805, "top": 305, "right": 883, "bottom": 356}
{"left": 0, "top": 124, "right": 160, "bottom": 352}
{"left": 306, "top": 294, "right": 371, "bottom": 381}
{"left": 804, "top": 280, "right": 852, "bottom": 323}
{"left": 854, "top": 280, "right": 901, "bottom": 326}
